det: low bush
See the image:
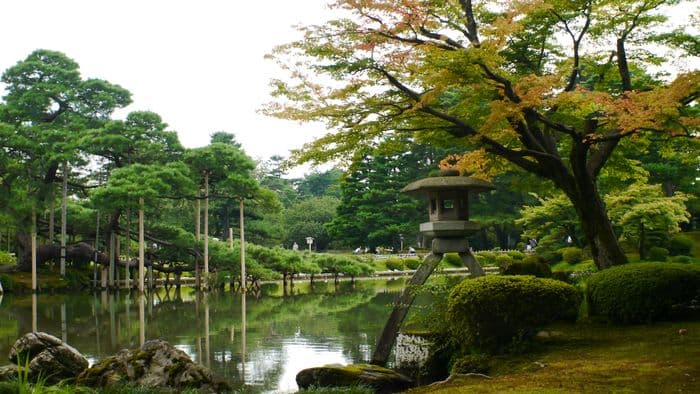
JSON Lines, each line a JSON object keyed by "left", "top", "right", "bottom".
{"left": 494, "top": 254, "right": 513, "bottom": 268}
{"left": 384, "top": 257, "right": 405, "bottom": 271}
{"left": 550, "top": 271, "right": 571, "bottom": 283}
{"left": 442, "top": 253, "right": 462, "bottom": 267}
{"left": 646, "top": 246, "right": 669, "bottom": 262}
{"left": 670, "top": 255, "right": 693, "bottom": 264}
{"left": 474, "top": 251, "right": 496, "bottom": 266}
{"left": 667, "top": 235, "right": 693, "bottom": 256}
{"left": 561, "top": 247, "right": 584, "bottom": 264}
{"left": 501, "top": 259, "right": 552, "bottom": 278}
{"left": 506, "top": 250, "right": 526, "bottom": 260}
{"left": 586, "top": 263, "right": 700, "bottom": 323}
{"left": 447, "top": 275, "right": 581, "bottom": 353}
{"left": 0, "top": 251, "right": 15, "bottom": 266}
{"left": 404, "top": 258, "right": 421, "bottom": 270}
{"left": 539, "top": 250, "right": 563, "bottom": 264}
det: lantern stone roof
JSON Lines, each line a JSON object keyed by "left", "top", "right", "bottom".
{"left": 401, "top": 176, "right": 495, "bottom": 195}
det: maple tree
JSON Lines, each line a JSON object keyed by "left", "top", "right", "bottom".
{"left": 266, "top": 0, "right": 700, "bottom": 269}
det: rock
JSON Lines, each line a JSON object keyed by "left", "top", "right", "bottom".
{"left": 0, "top": 365, "right": 18, "bottom": 381}
{"left": 296, "top": 363, "right": 413, "bottom": 393}
{"left": 8, "top": 332, "right": 88, "bottom": 383}
{"left": 77, "top": 339, "right": 229, "bottom": 393}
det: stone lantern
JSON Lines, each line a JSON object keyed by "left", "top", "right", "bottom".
{"left": 402, "top": 173, "right": 494, "bottom": 253}
{"left": 372, "top": 171, "right": 495, "bottom": 365}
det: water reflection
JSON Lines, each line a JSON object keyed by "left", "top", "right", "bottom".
{"left": 0, "top": 279, "right": 405, "bottom": 392}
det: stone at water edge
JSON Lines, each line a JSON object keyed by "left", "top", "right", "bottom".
{"left": 8, "top": 332, "right": 88, "bottom": 384}
{"left": 0, "top": 365, "right": 18, "bottom": 381}
{"left": 77, "top": 338, "right": 230, "bottom": 393}
{"left": 296, "top": 363, "right": 414, "bottom": 393}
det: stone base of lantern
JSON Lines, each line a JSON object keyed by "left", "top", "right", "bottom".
{"left": 431, "top": 237, "right": 470, "bottom": 253}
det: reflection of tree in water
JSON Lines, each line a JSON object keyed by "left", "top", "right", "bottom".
{"left": 0, "top": 279, "right": 405, "bottom": 391}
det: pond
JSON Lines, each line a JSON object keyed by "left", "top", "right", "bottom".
{"left": 0, "top": 278, "right": 410, "bottom": 393}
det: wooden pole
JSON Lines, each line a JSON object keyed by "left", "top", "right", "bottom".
{"left": 125, "top": 211, "right": 131, "bottom": 289}
{"left": 31, "top": 207, "right": 37, "bottom": 292}
{"left": 138, "top": 197, "right": 145, "bottom": 293}
{"left": 195, "top": 193, "right": 201, "bottom": 290}
{"left": 203, "top": 173, "right": 209, "bottom": 289}
{"left": 108, "top": 232, "right": 115, "bottom": 288}
{"left": 239, "top": 200, "right": 246, "bottom": 293}
{"left": 94, "top": 211, "right": 100, "bottom": 288}
{"left": 60, "top": 161, "right": 68, "bottom": 277}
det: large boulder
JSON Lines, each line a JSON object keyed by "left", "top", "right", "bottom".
{"left": 8, "top": 332, "right": 88, "bottom": 383}
{"left": 296, "top": 363, "right": 413, "bottom": 393}
{"left": 77, "top": 339, "right": 229, "bottom": 393}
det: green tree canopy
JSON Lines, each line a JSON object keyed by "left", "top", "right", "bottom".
{"left": 266, "top": 0, "right": 700, "bottom": 269}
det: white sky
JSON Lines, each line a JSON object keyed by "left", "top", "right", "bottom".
{"left": 0, "top": 0, "right": 332, "bottom": 176}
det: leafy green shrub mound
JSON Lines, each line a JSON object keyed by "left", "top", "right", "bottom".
{"left": 404, "top": 258, "right": 421, "bottom": 270}
{"left": 494, "top": 254, "right": 513, "bottom": 268}
{"left": 506, "top": 250, "right": 526, "bottom": 260}
{"left": 671, "top": 255, "right": 693, "bottom": 264}
{"left": 384, "top": 257, "right": 405, "bottom": 271}
{"left": 501, "top": 259, "right": 552, "bottom": 278}
{"left": 0, "top": 251, "right": 15, "bottom": 266}
{"left": 447, "top": 275, "right": 581, "bottom": 353}
{"left": 586, "top": 263, "right": 700, "bottom": 323}
{"left": 668, "top": 235, "right": 693, "bottom": 256}
{"left": 647, "top": 246, "right": 669, "bottom": 262}
{"left": 475, "top": 251, "right": 496, "bottom": 266}
{"left": 560, "top": 247, "right": 584, "bottom": 264}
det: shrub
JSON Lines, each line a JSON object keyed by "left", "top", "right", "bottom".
{"left": 474, "top": 251, "right": 496, "bottom": 266}
{"left": 404, "top": 258, "right": 421, "bottom": 270}
{"left": 551, "top": 271, "right": 571, "bottom": 283}
{"left": 501, "top": 259, "right": 552, "bottom": 278}
{"left": 539, "top": 250, "right": 563, "bottom": 264}
{"left": 586, "top": 263, "right": 700, "bottom": 323}
{"left": 0, "top": 251, "right": 15, "bottom": 266}
{"left": 506, "top": 250, "right": 526, "bottom": 260}
{"left": 667, "top": 235, "right": 693, "bottom": 256}
{"left": 447, "top": 275, "right": 581, "bottom": 353}
{"left": 442, "top": 253, "right": 462, "bottom": 267}
{"left": 670, "top": 255, "right": 693, "bottom": 264}
{"left": 561, "top": 247, "right": 584, "bottom": 264}
{"left": 494, "top": 254, "right": 513, "bottom": 268}
{"left": 384, "top": 257, "right": 405, "bottom": 271}
{"left": 646, "top": 246, "right": 669, "bottom": 262}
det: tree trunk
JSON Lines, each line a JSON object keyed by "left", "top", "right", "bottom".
{"left": 639, "top": 223, "right": 646, "bottom": 261}
{"left": 568, "top": 184, "right": 627, "bottom": 269}
{"left": 240, "top": 200, "right": 246, "bottom": 293}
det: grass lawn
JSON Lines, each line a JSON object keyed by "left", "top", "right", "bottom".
{"left": 409, "top": 318, "right": 700, "bottom": 393}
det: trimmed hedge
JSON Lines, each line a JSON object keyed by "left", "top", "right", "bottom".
{"left": 385, "top": 257, "right": 405, "bottom": 271}
{"left": 561, "top": 247, "right": 584, "bottom": 264}
{"left": 442, "top": 253, "right": 462, "bottom": 267}
{"left": 647, "top": 246, "right": 669, "bottom": 262}
{"left": 447, "top": 275, "right": 581, "bottom": 353}
{"left": 404, "top": 258, "right": 421, "bottom": 270}
{"left": 501, "top": 259, "right": 552, "bottom": 278}
{"left": 586, "top": 263, "right": 700, "bottom": 323}
{"left": 668, "top": 235, "right": 693, "bottom": 256}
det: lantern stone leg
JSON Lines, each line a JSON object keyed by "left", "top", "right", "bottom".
{"left": 459, "top": 249, "right": 485, "bottom": 276}
{"left": 371, "top": 253, "right": 443, "bottom": 366}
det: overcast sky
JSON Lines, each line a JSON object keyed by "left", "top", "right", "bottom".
{"left": 0, "top": 0, "right": 332, "bottom": 176}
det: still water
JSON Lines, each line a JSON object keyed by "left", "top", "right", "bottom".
{"left": 0, "top": 279, "right": 409, "bottom": 393}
